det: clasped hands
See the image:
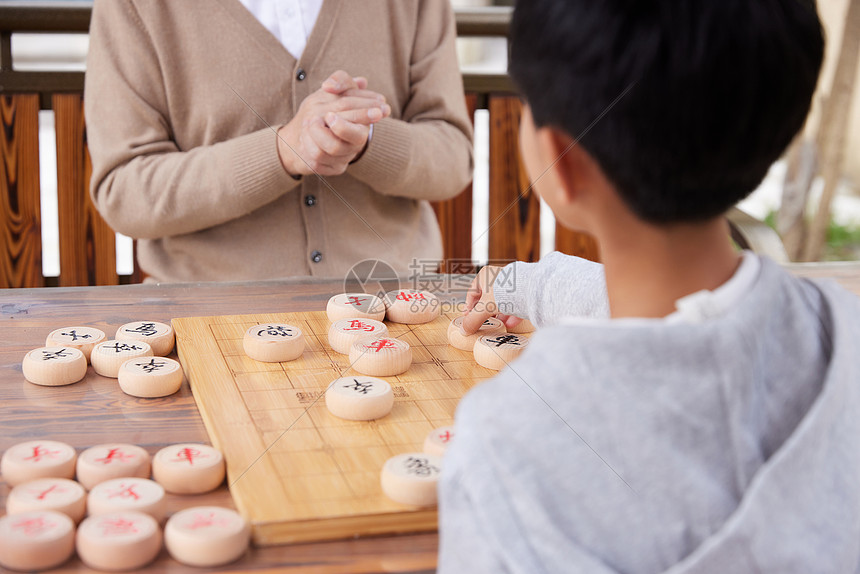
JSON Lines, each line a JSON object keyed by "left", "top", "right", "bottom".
{"left": 277, "top": 70, "right": 391, "bottom": 177}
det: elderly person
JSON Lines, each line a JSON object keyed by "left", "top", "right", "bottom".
{"left": 85, "top": 0, "right": 473, "bottom": 282}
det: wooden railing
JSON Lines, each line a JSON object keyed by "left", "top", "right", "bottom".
{"left": 1, "top": 3, "right": 777, "bottom": 288}
{"left": 1, "top": 1, "right": 134, "bottom": 287}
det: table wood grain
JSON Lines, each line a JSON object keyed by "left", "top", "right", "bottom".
{"left": 0, "top": 278, "right": 445, "bottom": 574}
{"left": 2, "top": 264, "right": 858, "bottom": 573}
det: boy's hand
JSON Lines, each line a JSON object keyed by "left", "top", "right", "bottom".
{"left": 461, "top": 266, "right": 524, "bottom": 334}
{"left": 277, "top": 71, "right": 391, "bottom": 177}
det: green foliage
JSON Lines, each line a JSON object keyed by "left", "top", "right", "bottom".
{"left": 763, "top": 209, "right": 860, "bottom": 261}
{"left": 764, "top": 211, "right": 777, "bottom": 230}
{"left": 824, "top": 219, "right": 860, "bottom": 261}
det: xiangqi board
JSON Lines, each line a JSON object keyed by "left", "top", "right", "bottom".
{"left": 172, "top": 310, "right": 500, "bottom": 545}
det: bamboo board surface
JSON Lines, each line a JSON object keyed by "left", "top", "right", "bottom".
{"left": 172, "top": 310, "right": 498, "bottom": 546}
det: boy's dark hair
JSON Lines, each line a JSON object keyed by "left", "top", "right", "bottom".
{"left": 509, "top": 0, "right": 824, "bottom": 224}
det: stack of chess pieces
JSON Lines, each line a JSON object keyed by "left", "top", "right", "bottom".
{"left": 0, "top": 440, "right": 249, "bottom": 571}
{"left": 22, "top": 321, "right": 183, "bottom": 398}
{"left": 243, "top": 290, "right": 535, "bottom": 508}
{"left": 11, "top": 323, "right": 248, "bottom": 570}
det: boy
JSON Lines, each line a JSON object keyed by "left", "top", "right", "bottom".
{"left": 439, "top": 1, "right": 860, "bottom": 572}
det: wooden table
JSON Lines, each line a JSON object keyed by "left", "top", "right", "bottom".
{"left": 0, "top": 277, "right": 449, "bottom": 574}
{"left": 1, "top": 263, "right": 857, "bottom": 573}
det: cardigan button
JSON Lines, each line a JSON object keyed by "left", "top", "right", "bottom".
{"left": 310, "top": 251, "right": 323, "bottom": 263}
{"left": 304, "top": 195, "right": 316, "bottom": 207}
{"left": 296, "top": 68, "right": 306, "bottom": 81}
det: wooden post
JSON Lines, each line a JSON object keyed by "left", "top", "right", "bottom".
{"left": 54, "top": 94, "right": 118, "bottom": 286}
{"left": 555, "top": 225, "right": 600, "bottom": 262}
{"left": 432, "top": 93, "right": 477, "bottom": 273}
{"left": 487, "top": 95, "right": 540, "bottom": 263}
{"left": 0, "top": 94, "right": 43, "bottom": 288}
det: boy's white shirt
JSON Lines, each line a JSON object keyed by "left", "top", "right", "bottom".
{"left": 545, "top": 251, "right": 762, "bottom": 326}
{"left": 442, "top": 251, "right": 860, "bottom": 574}
{"left": 237, "top": 0, "right": 323, "bottom": 60}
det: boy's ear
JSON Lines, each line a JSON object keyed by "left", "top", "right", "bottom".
{"left": 534, "top": 126, "right": 585, "bottom": 205}
{"left": 536, "top": 126, "right": 608, "bottom": 209}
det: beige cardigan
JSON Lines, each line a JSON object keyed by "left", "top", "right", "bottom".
{"left": 85, "top": 0, "right": 473, "bottom": 282}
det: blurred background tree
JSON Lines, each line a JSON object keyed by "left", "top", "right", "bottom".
{"left": 778, "top": 0, "right": 859, "bottom": 261}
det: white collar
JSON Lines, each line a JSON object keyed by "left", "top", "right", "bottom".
{"left": 557, "top": 251, "right": 761, "bottom": 327}
{"left": 666, "top": 251, "right": 761, "bottom": 324}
